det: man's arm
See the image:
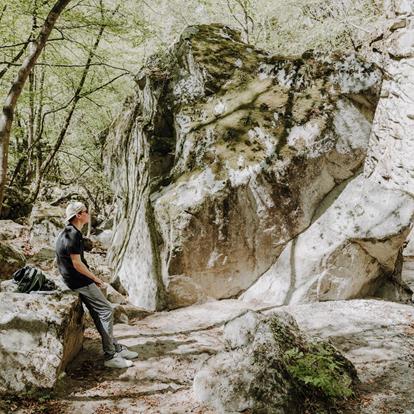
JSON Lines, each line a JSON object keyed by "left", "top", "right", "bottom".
{"left": 70, "top": 254, "right": 104, "bottom": 287}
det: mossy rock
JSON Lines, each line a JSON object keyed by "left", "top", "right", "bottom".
{"left": 194, "top": 311, "right": 358, "bottom": 414}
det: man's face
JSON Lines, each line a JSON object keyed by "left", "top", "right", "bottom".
{"left": 78, "top": 208, "right": 90, "bottom": 225}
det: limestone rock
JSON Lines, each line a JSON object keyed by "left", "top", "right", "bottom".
{"left": 118, "top": 304, "right": 152, "bottom": 321}
{"left": 113, "top": 304, "right": 129, "bottom": 324}
{"left": 83, "top": 253, "right": 112, "bottom": 282}
{"left": 90, "top": 229, "right": 113, "bottom": 250}
{"left": 277, "top": 299, "right": 414, "bottom": 413}
{"left": 0, "top": 292, "right": 83, "bottom": 395}
{"left": 0, "top": 241, "right": 25, "bottom": 280}
{"left": 105, "top": 24, "right": 381, "bottom": 310}
{"left": 112, "top": 303, "right": 153, "bottom": 324}
{"left": 364, "top": 1, "right": 414, "bottom": 195}
{"left": 242, "top": 4, "right": 414, "bottom": 306}
{"left": 166, "top": 275, "right": 208, "bottom": 310}
{"left": 193, "top": 310, "right": 358, "bottom": 413}
{"left": 29, "top": 246, "right": 56, "bottom": 265}
{"left": 241, "top": 175, "right": 413, "bottom": 305}
{"left": 0, "top": 220, "right": 27, "bottom": 241}
{"left": 0, "top": 280, "right": 18, "bottom": 293}
{"left": 104, "top": 284, "right": 128, "bottom": 304}
{"left": 403, "top": 228, "right": 414, "bottom": 257}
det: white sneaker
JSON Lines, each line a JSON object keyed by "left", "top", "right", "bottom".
{"left": 104, "top": 352, "right": 133, "bottom": 369}
{"left": 119, "top": 347, "right": 139, "bottom": 360}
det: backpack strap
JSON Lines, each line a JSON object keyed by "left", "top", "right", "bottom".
{"left": 17, "top": 267, "right": 38, "bottom": 293}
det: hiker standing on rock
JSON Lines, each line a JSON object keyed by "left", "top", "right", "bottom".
{"left": 55, "top": 201, "right": 138, "bottom": 369}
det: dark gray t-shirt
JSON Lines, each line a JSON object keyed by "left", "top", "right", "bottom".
{"left": 55, "top": 224, "right": 93, "bottom": 290}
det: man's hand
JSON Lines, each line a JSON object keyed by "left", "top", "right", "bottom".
{"left": 95, "top": 279, "right": 105, "bottom": 288}
{"left": 70, "top": 254, "right": 104, "bottom": 287}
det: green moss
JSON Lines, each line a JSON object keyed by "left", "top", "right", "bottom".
{"left": 248, "top": 316, "right": 359, "bottom": 413}
{"left": 284, "top": 341, "right": 355, "bottom": 399}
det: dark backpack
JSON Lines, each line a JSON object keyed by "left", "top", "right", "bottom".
{"left": 12, "top": 266, "right": 57, "bottom": 293}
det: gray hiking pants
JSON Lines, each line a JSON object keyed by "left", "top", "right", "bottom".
{"left": 75, "top": 283, "right": 121, "bottom": 358}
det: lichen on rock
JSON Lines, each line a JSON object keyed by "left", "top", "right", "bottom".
{"left": 105, "top": 23, "right": 383, "bottom": 310}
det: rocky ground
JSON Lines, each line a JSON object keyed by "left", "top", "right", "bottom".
{"left": 1, "top": 202, "right": 414, "bottom": 414}
{"left": 3, "top": 300, "right": 261, "bottom": 414}
{"left": 1, "top": 297, "right": 413, "bottom": 414}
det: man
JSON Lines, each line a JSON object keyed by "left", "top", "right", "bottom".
{"left": 55, "top": 201, "right": 137, "bottom": 369}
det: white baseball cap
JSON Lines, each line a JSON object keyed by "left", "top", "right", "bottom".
{"left": 65, "top": 201, "right": 87, "bottom": 224}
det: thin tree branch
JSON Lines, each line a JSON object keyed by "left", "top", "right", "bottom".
{"left": 57, "top": 149, "right": 100, "bottom": 173}
{"left": 0, "top": 5, "right": 7, "bottom": 24}
{"left": 0, "top": 0, "right": 73, "bottom": 211}
{"left": 29, "top": 0, "right": 118, "bottom": 202}
{"left": 80, "top": 73, "right": 127, "bottom": 97}
{"left": 0, "top": 39, "right": 30, "bottom": 80}
{"left": 0, "top": 60, "right": 133, "bottom": 73}
{"left": 0, "top": 36, "right": 65, "bottom": 50}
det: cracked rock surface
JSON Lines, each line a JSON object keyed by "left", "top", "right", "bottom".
{"left": 105, "top": 24, "right": 382, "bottom": 311}
{"left": 242, "top": 0, "right": 414, "bottom": 306}
{"left": 0, "top": 292, "right": 83, "bottom": 395}
{"left": 277, "top": 299, "right": 414, "bottom": 414}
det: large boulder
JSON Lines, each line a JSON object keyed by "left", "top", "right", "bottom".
{"left": 193, "top": 310, "right": 358, "bottom": 413}
{"left": 0, "top": 292, "right": 83, "bottom": 395}
{"left": 105, "top": 24, "right": 382, "bottom": 310}
{"left": 29, "top": 203, "right": 65, "bottom": 249}
{"left": 242, "top": 2, "right": 414, "bottom": 306}
{"left": 241, "top": 175, "right": 413, "bottom": 305}
{"left": 0, "top": 220, "right": 27, "bottom": 241}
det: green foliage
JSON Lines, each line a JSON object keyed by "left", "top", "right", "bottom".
{"left": 284, "top": 342, "right": 355, "bottom": 399}
{"left": 0, "top": 0, "right": 145, "bottom": 211}
{"left": 0, "top": 0, "right": 384, "bottom": 215}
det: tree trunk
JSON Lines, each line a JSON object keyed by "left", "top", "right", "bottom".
{"left": 29, "top": 1, "right": 118, "bottom": 204}
{"left": 29, "top": 14, "right": 107, "bottom": 203}
{"left": 27, "top": 5, "right": 38, "bottom": 177}
{"left": 0, "top": 0, "right": 72, "bottom": 213}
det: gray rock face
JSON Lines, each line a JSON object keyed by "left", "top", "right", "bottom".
{"left": 0, "top": 292, "right": 83, "bottom": 395}
{"left": 364, "top": 1, "right": 414, "bottom": 195}
{"left": 241, "top": 1, "right": 414, "bottom": 306}
{"left": 166, "top": 275, "right": 209, "bottom": 310}
{"left": 0, "top": 220, "right": 27, "bottom": 241}
{"left": 193, "top": 310, "right": 358, "bottom": 413}
{"left": 0, "top": 220, "right": 28, "bottom": 280}
{"left": 105, "top": 24, "right": 382, "bottom": 310}
{"left": 29, "top": 203, "right": 65, "bottom": 249}
{"left": 241, "top": 175, "right": 413, "bottom": 306}
{"left": 12, "top": 298, "right": 414, "bottom": 413}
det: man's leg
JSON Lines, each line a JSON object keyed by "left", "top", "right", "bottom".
{"left": 75, "top": 284, "right": 120, "bottom": 358}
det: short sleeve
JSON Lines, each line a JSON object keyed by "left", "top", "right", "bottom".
{"left": 67, "top": 231, "right": 82, "bottom": 255}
